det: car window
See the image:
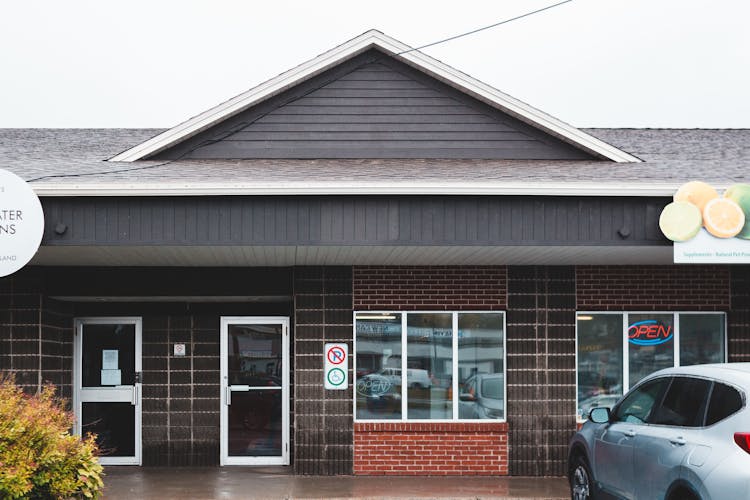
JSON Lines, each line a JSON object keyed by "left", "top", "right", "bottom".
{"left": 482, "top": 378, "right": 503, "bottom": 400}
{"left": 649, "top": 377, "right": 710, "bottom": 427}
{"left": 613, "top": 377, "right": 669, "bottom": 424}
{"left": 706, "top": 382, "right": 744, "bottom": 426}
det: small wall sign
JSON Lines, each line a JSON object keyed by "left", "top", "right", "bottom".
{"left": 324, "top": 343, "right": 348, "bottom": 390}
{"left": 173, "top": 343, "right": 186, "bottom": 357}
{"left": 0, "top": 169, "right": 45, "bottom": 277}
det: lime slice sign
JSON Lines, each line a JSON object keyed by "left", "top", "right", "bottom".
{"left": 324, "top": 343, "right": 348, "bottom": 390}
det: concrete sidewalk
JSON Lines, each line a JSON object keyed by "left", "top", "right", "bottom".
{"left": 102, "top": 467, "right": 569, "bottom": 499}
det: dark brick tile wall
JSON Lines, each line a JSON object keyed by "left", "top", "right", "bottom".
{"left": 40, "top": 298, "right": 73, "bottom": 401}
{"left": 507, "top": 266, "right": 576, "bottom": 476}
{"left": 0, "top": 270, "right": 73, "bottom": 399}
{"left": 353, "top": 266, "right": 506, "bottom": 310}
{"left": 730, "top": 266, "right": 750, "bottom": 362}
{"left": 0, "top": 269, "right": 44, "bottom": 392}
{"left": 141, "top": 314, "right": 220, "bottom": 466}
{"left": 294, "top": 267, "right": 353, "bottom": 475}
{"left": 577, "top": 265, "right": 730, "bottom": 311}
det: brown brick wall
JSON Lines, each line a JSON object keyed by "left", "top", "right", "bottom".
{"left": 576, "top": 265, "right": 730, "bottom": 311}
{"left": 354, "top": 422, "right": 508, "bottom": 475}
{"left": 353, "top": 266, "right": 506, "bottom": 310}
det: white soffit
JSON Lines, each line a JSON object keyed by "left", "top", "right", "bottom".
{"left": 109, "top": 30, "right": 640, "bottom": 164}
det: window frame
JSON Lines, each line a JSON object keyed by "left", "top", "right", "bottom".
{"left": 575, "top": 311, "right": 727, "bottom": 421}
{"left": 353, "top": 310, "right": 507, "bottom": 423}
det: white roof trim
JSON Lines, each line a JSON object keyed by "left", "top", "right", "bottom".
{"left": 109, "top": 30, "right": 640, "bottom": 163}
{"left": 33, "top": 181, "right": 674, "bottom": 197}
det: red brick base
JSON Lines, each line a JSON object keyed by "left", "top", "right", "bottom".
{"left": 353, "top": 422, "right": 509, "bottom": 475}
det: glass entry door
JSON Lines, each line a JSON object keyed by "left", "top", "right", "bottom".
{"left": 74, "top": 318, "right": 142, "bottom": 465}
{"left": 220, "top": 317, "right": 289, "bottom": 466}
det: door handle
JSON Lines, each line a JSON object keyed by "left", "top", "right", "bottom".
{"left": 226, "top": 387, "right": 232, "bottom": 406}
{"left": 670, "top": 436, "right": 687, "bottom": 446}
{"left": 131, "top": 385, "right": 139, "bottom": 406}
{"left": 624, "top": 429, "right": 637, "bottom": 437}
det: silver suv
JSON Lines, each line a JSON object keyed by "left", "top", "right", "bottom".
{"left": 568, "top": 363, "right": 750, "bottom": 500}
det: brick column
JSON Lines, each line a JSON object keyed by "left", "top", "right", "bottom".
{"left": 729, "top": 265, "right": 750, "bottom": 362}
{"left": 506, "top": 266, "right": 576, "bottom": 476}
{"left": 294, "top": 267, "right": 353, "bottom": 474}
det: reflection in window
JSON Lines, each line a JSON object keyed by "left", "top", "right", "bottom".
{"left": 458, "top": 313, "right": 504, "bottom": 420}
{"left": 407, "top": 313, "right": 452, "bottom": 419}
{"left": 614, "top": 377, "right": 669, "bottom": 424}
{"left": 227, "top": 324, "right": 282, "bottom": 386}
{"left": 680, "top": 314, "right": 725, "bottom": 366}
{"left": 628, "top": 314, "right": 674, "bottom": 387}
{"left": 577, "top": 314, "right": 623, "bottom": 419}
{"left": 355, "top": 313, "right": 402, "bottom": 420}
{"left": 354, "top": 311, "right": 507, "bottom": 422}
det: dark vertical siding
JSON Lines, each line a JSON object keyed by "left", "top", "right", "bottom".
{"left": 151, "top": 50, "right": 593, "bottom": 160}
{"left": 42, "top": 196, "right": 671, "bottom": 247}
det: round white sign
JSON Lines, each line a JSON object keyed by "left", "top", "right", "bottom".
{"left": 0, "top": 169, "right": 44, "bottom": 277}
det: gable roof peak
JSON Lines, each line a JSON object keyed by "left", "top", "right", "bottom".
{"left": 110, "top": 30, "right": 639, "bottom": 163}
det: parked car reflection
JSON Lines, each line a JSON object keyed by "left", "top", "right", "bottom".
{"left": 356, "top": 373, "right": 401, "bottom": 418}
{"left": 458, "top": 373, "right": 504, "bottom": 419}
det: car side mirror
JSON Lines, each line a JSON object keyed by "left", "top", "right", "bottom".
{"left": 589, "top": 407, "right": 611, "bottom": 424}
{"left": 459, "top": 393, "right": 477, "bottom": 402}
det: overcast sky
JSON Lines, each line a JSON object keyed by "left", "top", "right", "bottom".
{"left": 2, "top": 0, "right": 749, "bottom": 129}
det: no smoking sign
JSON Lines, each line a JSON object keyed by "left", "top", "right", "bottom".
{"left": 324, "top": 343, "right": 348, "bottom": 390}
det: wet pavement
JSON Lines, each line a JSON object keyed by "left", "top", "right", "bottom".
{"left": 102, "top": 467, "right": 568, "bottom": 499}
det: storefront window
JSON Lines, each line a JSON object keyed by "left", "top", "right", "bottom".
{"left": 628, "top": 313, "right": 674, "bottom": 387}
{"left": 407, "top": 313, "right": 452, "bottom": 419}
{"left": 354, "top": 311, "right": 506, "bottom": 422}
{"left": 577, "top": 314, "right": 624, "bottom": 419}
{"left": 457, "top": 313, "right": 505, "bottom": 420}
{"left": 576, "top": 312, "right": 726, "bottom": 420}
{"left": 679, "top": 314, "right": 725, "bottom": 366}
{"left": 355, "top": 313, "right": 403, "bottom": 420}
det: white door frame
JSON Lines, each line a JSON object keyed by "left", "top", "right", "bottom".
{"left": 73, "top": 317, "right": 142, "bottom": 466}
{"left": 220, "top": 316, "right": 290, "bottom": 466}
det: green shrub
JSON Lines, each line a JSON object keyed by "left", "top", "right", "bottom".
{"left": 0, "top": 375, "right": 103, "bottom": 499}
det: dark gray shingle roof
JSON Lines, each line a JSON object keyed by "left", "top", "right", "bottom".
{"left": 1, "top": 128, "right": 749, "bottom": 191}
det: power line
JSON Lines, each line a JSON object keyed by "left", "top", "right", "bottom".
{"left": 398, "top": 0, "right": 574, "bottom": 55}
{"left": 27, "top": 0, "right": 575, "bottom": 181}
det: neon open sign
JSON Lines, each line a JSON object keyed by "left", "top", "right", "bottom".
{"left": 628, "top": 320, "right": 674, "bottom": 346}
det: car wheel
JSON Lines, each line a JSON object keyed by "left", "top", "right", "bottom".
{"left": 569, "top": 455, "right": 594, "bottom": 500}
{"left": 668, "top": 486, "right": 700, "bottom": 500}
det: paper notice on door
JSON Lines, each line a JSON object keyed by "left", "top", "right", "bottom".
{"left": 102, "top": 350, "right": 119, "bottom": 370}
{"left": 101, "top": 369, "right": 121, "bottom": 386}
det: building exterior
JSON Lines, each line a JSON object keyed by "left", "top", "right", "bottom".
{"left": 1, "top": 30, "right": 749, "bottom": 476}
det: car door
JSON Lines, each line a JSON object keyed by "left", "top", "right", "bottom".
{"left": 594, "top": 377, "right": 670, "bottom": 499}
{"left": 633, "top": 376, "right": 711, "bottom": 499}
